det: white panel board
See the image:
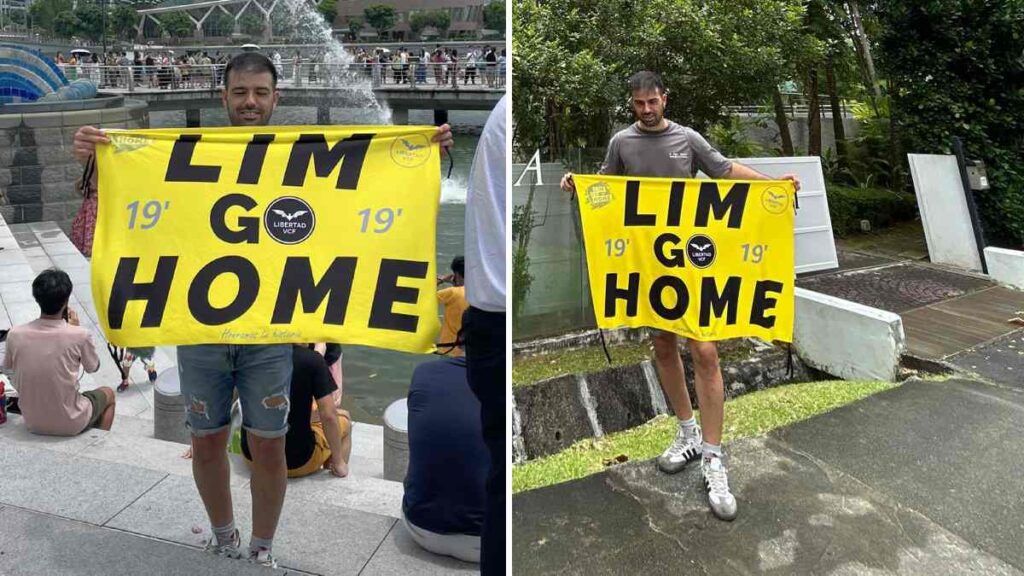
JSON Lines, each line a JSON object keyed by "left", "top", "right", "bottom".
{"left": 701, "top": 156, "right": 839, "bottom": 274}
{"left": 908, "top": 154, "right": 983, "bottom": 272}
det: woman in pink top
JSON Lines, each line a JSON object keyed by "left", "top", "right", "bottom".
{"left": 3, "top": 269, "right": 115, "bottom": 435}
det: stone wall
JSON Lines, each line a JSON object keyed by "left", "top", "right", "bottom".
{"left": 0, "top": 100, "right": 149, "bottom": 233}
{"left": 513, "top": 339, "right": 814, "bottom": 463}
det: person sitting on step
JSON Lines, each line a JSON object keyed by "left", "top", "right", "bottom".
{"left": 3, "top": 269, "right": 116, "bottom": 435}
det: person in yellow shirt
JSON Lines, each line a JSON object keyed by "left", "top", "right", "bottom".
{"left": 436, "top": 256, "right": 468, "bottom": 357}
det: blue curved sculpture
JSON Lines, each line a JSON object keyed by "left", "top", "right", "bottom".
{"left": 0, "top": 43, "right": 75, "bottom": 103}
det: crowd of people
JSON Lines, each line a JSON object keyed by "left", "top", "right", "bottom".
{"left": 5, "top": 51, "right": 507, "bottom": 572}
{"left": 53, "top": 44, "right": 507, "bottom": 90}
{"left": 55, "top": 50, "right": 229, "bottom": 90}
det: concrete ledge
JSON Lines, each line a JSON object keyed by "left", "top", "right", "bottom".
{"left": 793, "top": 287, "right": 906, "bottom": 381}
{"left": 985, "top": 247, "right": 1024, "bottom": 290}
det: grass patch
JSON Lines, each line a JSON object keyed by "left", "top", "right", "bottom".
{"left": 229, "top": 428, "right": 242, "bottom": 455}
{"left": 512, "top": 341, "right": 653, "bottom": 388}
{"left": 512, "top": 379, "right": 897, "bottom": 493}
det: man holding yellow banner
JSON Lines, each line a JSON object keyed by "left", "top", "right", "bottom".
{"left": 72, "top": 52, "right": 453, "bottom": 567}
{"left": 561, "top": 71, "right": 799, "bottom": 521}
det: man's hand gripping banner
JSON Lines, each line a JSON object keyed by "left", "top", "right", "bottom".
{"left": 575, "top": 175, "right": 796, "bottom": 342}
{"left": 93, "top": 126, "right": 441, "bottom": 352}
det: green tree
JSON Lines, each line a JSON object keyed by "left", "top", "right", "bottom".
{"left": 270, "top": 6, "right": 293, "bottom": 37}
{"left": 409, "top": 10, "right": 430, "bottom": 38}
{"left": 363, "top": 4, "right": 395, "bottom": 38}
{"left": 74, "top": 2, "right": 104, "bottom": 41}
{"left": 161, "top": 11, "right": 193, "bottom": 38}
{"left": 202, "top": 8, "right": 233, "bottom": 37}
{"left": 52, "top": 11, "right": 78, "bottom": 38}
{"left": 28, "top": 0, "right": 72, "bottom": 33}
{"left": 430, "top": 9, "right": 450, "bottom": 38}
{"left": 513, "top": 0, "right": 804, "bottom": 159}
{"left": 317, "top": 0, "right": 337, "bottom": 26}
{"left": 238, "top": 10, "right": 264, "bottom": 36}
{"left": 9, "top": 10, "right": 26, "bottom": 26}
{"left": 482, "top": 0, "right": 504, "bottom": 34}
{"left": 347, "top": 17, "right": 363, "bottom": 40}
{"left": 876, "top": 0, "right": 1024, "bottom": 246}
{"left": 110, "top": 4, "right": 139, "bottom": 39}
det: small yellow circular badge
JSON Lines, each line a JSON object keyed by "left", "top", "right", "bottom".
{"left": 390, "top": 133, "right": 432, "bottom": 168}
{"left": 760, "top": 186, "right": 790, "bottom": 215}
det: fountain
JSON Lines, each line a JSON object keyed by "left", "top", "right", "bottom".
{"left": 0, "top": 43, "right": 148, "bottom": 231}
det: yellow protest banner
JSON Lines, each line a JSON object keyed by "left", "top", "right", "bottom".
{"left": 575, "top": 175, "right": 796, "bottom": 342}
{"left": 92, "top": 125, "right": 441, "bottom": 353}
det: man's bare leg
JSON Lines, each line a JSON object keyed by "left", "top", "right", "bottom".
{"left": 97, "top": 386, "right": 116, "bottom": 431}
{"left": 688, "top": 340, "right": 724, "bottom": 445}
{"left": 191, "top": 429, "right": 235, "bottom": 530}
{"left": 688, "top": 339, "right": 737, "bottom": 521}
{"left": 652, "top": 331, "right": 704, "bottom": 473}
{"left": 651, "top": 331, "right": 693, "bottom": 419}
{"left": 247, "top": 433, "right": 287, "bottom": 541}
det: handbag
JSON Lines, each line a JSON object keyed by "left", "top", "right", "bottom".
{"left": 70, "top": 155, "right": 98, "bottom": 258}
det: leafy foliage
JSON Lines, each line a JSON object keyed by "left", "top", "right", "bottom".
{"left": 317, "top": 0, "right": 337, "bottom": 26}
{"left": 110, "top": 4, "right": 139, "bottom": 39}
{"left": 409, "top": 9, "right": 449, "bottom": 38}
{"left": 28, "top": 0, "right": 72, "bottom": 34}
{"left": 512, "top": 202, "right": 536, "bottom": 328}
{"left": 202, "top": 9, "right": 233, "bottom": 37}
{"left": 826, "top": 183, "right": 918, "bottom": 236}
{"left": 52, "top": 11, "right": 78, "bottom": 38}
{"left": 512, "top": 0, "right": 805, "bottom": 160}
{"left": 708, "top": 116, "right": 765, "bottom": 159}
{"left": 161, "top": 11, "right": 193, "bottom": 38}
{"left": 238, "top": 10, "right": 264, "bottom": 37}
{"left": 875, "top": 0, "right": 1024, "bottom": 246}
{"left": 363, "top": 4, "right": 396, "bottom": 37}
{"left": 483, "top": 0, "right": 504, "bottom": 33}
{"left": 73, "top": 2, "right": 104, "bottom": 41}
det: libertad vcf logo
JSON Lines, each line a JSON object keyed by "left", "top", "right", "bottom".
{"left": 264, "top": 196, "right": 315, "bottom": 245}
{"left": 686, "top": 234, "right": 716, "bottom": 268}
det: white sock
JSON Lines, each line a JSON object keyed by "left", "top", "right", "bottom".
{"left": 702, "top": 442, "right": 723, "bottom": 459}
{"left": 678, "top": 416, "right": 699, "bottom": 434}
{"left": 212, "top": 521, "right": 236, "bottom": 546}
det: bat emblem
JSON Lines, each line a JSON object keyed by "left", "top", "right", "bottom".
{"left": 401, "top": 138, "right": 426, "bottom": 151}
{"left": 273, "top": 209, "right": 308, "bottom": 221}
{"left": 691, "top": 243, "right": 711, "bottom": 251}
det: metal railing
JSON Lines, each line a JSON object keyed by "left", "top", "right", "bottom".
{"left": 57, "top": 60, "right": 507, "bottom": 91}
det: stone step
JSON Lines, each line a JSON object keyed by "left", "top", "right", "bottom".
{"left": 0, "top": 433, "right": 474, "bottom": 575}
{"left": 0, "top": 412, "right": 402, "bottom": 519}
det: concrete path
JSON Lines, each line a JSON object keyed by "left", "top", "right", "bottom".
{"left": 512, "top": 377, "right": 1024, "bottom": 575}
{"left": 0, "top": 217, "right": 477, "bottom": 574}
{"left": 797, "top": 246, "right": 1024, "bottom": 361}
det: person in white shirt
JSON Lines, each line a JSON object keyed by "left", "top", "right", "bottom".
{"left": 462, "top": 94, "right": 506, "bottom": 574}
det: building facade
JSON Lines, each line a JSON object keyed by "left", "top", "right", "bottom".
{"left": 334, "top": 0, "right": 497, "bottom": 40}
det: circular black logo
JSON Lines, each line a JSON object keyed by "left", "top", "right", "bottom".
{"left": 686, "top": 234, "right": 716, "bottom": 269}
{"left": 264, "top": 197, "right": 315, "bottom": 245}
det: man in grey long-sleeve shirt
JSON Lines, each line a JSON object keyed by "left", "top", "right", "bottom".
{"left": 562, "top": 71, "right": 800, "bottom": 521}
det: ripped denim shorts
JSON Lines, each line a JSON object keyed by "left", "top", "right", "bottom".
{"left": 177, "top": 344, "right": 292, "bottom": 438}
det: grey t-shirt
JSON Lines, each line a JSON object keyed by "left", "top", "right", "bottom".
{"left": 599, "top": 121, "right": 732, "bottom": 179}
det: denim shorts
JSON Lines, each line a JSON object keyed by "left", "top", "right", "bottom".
{"left": 177, "top": 344, "right": 292, "bottom": 438}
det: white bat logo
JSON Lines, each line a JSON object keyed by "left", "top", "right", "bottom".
{"left": 691, "top": 243, "right": 711, "bottom": 251}
{"left": 273, "top": 209, "right": 308, "bottom": 221}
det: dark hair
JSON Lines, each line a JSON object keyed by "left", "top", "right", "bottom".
{"left": 224, "top": 52, "right": 278, "bottom": 88}
{"left": 628, "top": 71, "right": 665, "bottom": 95}
{"left": 451, "top": 256, "right": 465, "bottom": 277}
{"left": 32, "top": 269, "right": 73, "bottom": 315}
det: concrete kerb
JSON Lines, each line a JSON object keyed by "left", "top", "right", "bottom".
{"left": 985, "top": 247, "right": 1024, "bottom": 291}
{"left": 793, "top": 287, "right": 906, "bottom": 382}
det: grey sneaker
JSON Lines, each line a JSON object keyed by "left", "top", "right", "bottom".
{"left": 656, "top": 423, "right": 702, "bottom": 474}
{"left": 204, "top": 528, "right": 242, "bottom": 559}
{"left": 701, "top": 454, "right": 738, "bottom": 521}
{"left": 248, "top": 547, "right": 278, "bottom": 568}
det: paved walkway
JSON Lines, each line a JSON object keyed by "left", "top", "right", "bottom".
{"left": 797, "top": 226, "right": 1024, "bottom": 364}
{"left": 0, "top": 218, "right": 477, "bottom": 575}
{"left": 513, "top": 377, "right": 1024, "bottom": 575}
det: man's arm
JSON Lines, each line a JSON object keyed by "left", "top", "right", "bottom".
{"left": 725, "top": 162, "right": 801, "bottom": 191}
{"left": 69, "top": 310, "right": 102, "bottom": 373}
